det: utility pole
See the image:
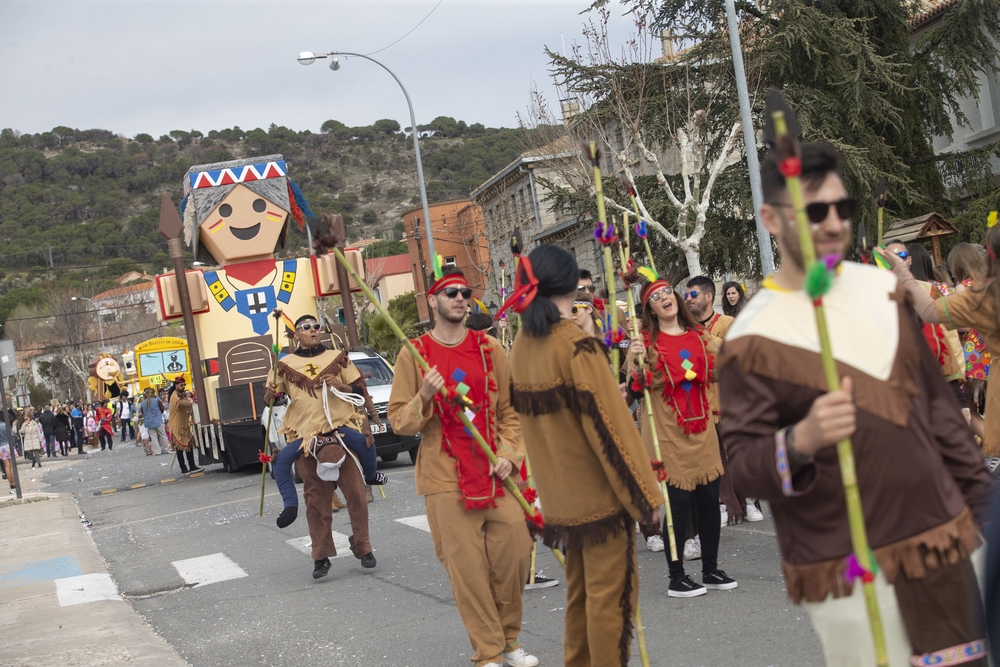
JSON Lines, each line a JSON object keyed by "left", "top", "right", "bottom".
{"left": 413, "top": 219, "right": 434, "bottom": 326}
{"left": 725, "top": 0, "right": 775, "bottom": 276}
{"left": 0, "top": 340, "right": 21, "bottom": 500}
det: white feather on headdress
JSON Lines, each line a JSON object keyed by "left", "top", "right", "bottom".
{"left": 183, "top": 195, "right": 197, "bottom": 247}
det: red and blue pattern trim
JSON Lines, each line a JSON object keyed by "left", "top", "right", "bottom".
{"left": 190, "top": 160, "right": 287, "bottom": 189}
{"left": 910, "top": 639, "right": 988, "bottom": 666}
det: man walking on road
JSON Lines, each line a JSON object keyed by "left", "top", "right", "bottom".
{"left": 39, "top": 406, "right": 56, "bottom": 458}
{"left": 138, "top": 388, "right": 169, "bottom": 455}
{"left": 389, "top": 267, "right": 538, "bottom": 667}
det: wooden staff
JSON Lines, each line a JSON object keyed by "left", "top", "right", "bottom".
{"left": 330, "top": 248, "right": 544, "bottom": 528}
{"left": 620, "top": 176, "right": 659, "bottom": 275}
{"left": 617, "top": 212, "right": 678, "bottom": 561}
{"left": 584, "top": 142, "right": 623, "bottom": 376}
{"left": 768, "top": 90, "right": 887, "bottom": 665}
{"left": 258, "top": 310, "right": 283, "bottom": 517}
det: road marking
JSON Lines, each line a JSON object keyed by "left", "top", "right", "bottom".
{"left": 55, "top": 573, "right": 121, "bottom": 606}
{"left": 0, "top": 556, "right": 83, "bottom": 590}
{"left": 92, "top": 469, "right": 222, "bottom": 495}
{"left": 286, "top": 530, "right": 353, "bottom": 559}
{"left": 395, "top": 514, "right": 430, "bottom": 533}
{"left": 171, "top": 553, "right": 247, "bottom": 588}
{"left": 91, "top": 493, "right": 280, "bottom": 531}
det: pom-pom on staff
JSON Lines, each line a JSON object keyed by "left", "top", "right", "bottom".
{"left": 318, "top": 215, "right": 546, "bottom": 534}
{"left": 584, "top": 141, "right": 625, "bottom": 377}
{"left": 620, "top": 174, "right": 658, "bottom": 275}
{"left": 766, "top": 90, "right": 888, "bottom": 665}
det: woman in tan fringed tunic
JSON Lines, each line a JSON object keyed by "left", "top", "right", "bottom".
{"left": 504, "top": 245, "right": 664, "bottom": 667}
{"left": 167, "top": 376, "right": 201, "bottom": 474}
{"left": 627, "top": 278, "right": 734, "bottom": 598}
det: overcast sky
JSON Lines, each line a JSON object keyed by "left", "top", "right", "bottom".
{"left": 1, "top": 0, "right": 640, "bottom": 138}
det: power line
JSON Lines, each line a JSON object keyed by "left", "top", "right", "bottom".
{"left": 19, "top": 323, "right": 171, "bottom": 352}
{"left": 2, "top": 300, "right": 156, "bottom": 324}
{"left": 364, "top": 0, "right": 444, "bottom": 56}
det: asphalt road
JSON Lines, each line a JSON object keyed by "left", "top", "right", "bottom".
{"left": 40, "top": 444, "right": 825, "bottom": 666}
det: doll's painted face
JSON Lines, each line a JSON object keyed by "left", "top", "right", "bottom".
{"left": 198, "top": 184, "right": 287, "bottom": 265}
{"left": 95, "top": 357, "right": 120, "bottom": 381}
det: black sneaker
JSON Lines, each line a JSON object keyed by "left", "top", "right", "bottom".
{"left": 667, "top": 574, "right": 707, "bottom": 598}
{"left": 525, "top": 573, "right": 560, "bottom": 590}
{"left": 360, "top": 552, "right": 377, "bottom": 569}
{"left": 703, "top": 569, "right": 738, "bottom": 591}
{"left": 189, "top": 467, "right": 203, "bottom": 474}
{"left": 366, "top": 472, "right": 388, "bottom": 486}
{"left": 313, "top": 557, "right": 332, "bottom": 579}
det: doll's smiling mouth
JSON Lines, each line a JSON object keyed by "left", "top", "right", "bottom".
{"left": 230, "top": 223, "right": 261, "bottom": 240}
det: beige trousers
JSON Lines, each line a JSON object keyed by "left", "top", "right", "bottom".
{"left": 425, "top": 491, "right": 532, "bottom": 666}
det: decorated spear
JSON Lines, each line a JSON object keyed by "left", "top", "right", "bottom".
{"left": 584, "top": 142, "right": 626, "bottom": 377}
{"left": 617, "top": 212, "right": 678, "bottom": 561}
{"left": 322, "top": 222, "right": 544, "bottom": 532}
{"left": 620, "top": 175, "right": 658, "bottom": 275}
{"left": 258, "top": 309, "right": 286, "bottom": 517}
{"left": 767, "top": 90, "right": 887, "bottom": 665}
{"left": 498, "top": 258, "right": 508, "bottom": 348}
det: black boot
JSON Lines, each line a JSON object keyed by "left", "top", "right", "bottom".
{"left": 313, "top": 557, "right": 331, "bottom": 579}
{"left": 276, "top": 506, "right": 297, "bottom": 528}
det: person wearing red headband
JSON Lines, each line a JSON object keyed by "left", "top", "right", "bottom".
{"left": 505, "top": 245, "right": 664, "bottom": 667}
{"left": 626, "top": 278, "right": 733, "bottom": 598}
{"left": 388, "top": 267, "right": 537, "bottom": 667}
{"left": 721, "top": 141, "right": 990, "bottom": 666}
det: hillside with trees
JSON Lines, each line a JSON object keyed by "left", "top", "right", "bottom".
{"left": 0, "top": 117, "right": 536, "bottom": 326}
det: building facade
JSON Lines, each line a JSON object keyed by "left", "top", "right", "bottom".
{"left": 402, "top": 200, "right": 489, "bottom": 324}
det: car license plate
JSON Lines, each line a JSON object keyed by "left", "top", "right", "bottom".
{"left": 371, "top": 423, "right": 388, "bottom": 434}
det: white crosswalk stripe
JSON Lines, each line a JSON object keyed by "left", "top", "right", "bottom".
{"left": 285, "top": 531, "right": 353, "bottom": 559}
{"left": 395, "top": 514, "right": 431, "bottom": 533}
{"left": 171, "top": 553, "right": 247, "bottom": 587}
{"left": 55, "top": 573, "right": 121, "bottom": 606}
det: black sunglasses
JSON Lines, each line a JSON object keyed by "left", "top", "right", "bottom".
{"left": 779, "top": 198, "right": 856, "bottom": 224}
{"left": 439, "top": 287, "right": 472, "bottom": 300}
{"left": 578, "top": 284, "right": 596, "bottom": 293}
{"left": 297, "top": 323, "right": 321, "bottom": 331}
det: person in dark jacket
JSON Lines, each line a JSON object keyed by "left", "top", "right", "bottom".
{"left": 39, "top": 406, "right": 56, "bottom": 457}
{"left": 54, "top": 407, "right": 72, "bottom": 456}
{"left": 71, "top": 403, "right": 85, "bottom": 455}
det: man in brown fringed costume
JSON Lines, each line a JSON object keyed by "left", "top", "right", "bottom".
{"left": 389, "top": 267, "right": 536, "bottom": 667}
{"left": 503, "top": 244, "right": 664, "bottom": 667}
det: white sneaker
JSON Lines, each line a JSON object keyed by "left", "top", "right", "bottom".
{"left": 683, "top": 536, "right": 701, "bottom": 560}
{"left": 647, "top": 535, "right": 665, "bottom": 552}
{"left": 745, "top": 500, "right": 764, "bottom": 522}
{"left": 720, "top": 505, "right": 728, "bottom": 527}
{"left": 503, "top": 647, "right": 539, "bottom": 667}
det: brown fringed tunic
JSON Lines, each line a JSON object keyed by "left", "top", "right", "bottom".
{"left": 511, "top": 320, "right": 663, "bottom": 667}
{"left": 273, "top": 347, "right": 361, "bottom": 447}
{"left": 717, "top": 262, "right": 992, "bottom": 663}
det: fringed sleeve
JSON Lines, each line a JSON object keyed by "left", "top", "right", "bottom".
{"left": 490, "top": 336, "right": 524, "bottom": 468}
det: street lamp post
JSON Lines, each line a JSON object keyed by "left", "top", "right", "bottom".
{"left": 297, "top": 50, "right": 436, "bottom": 263}
{"left": 71, "top": 296, "right": 104, "bottom": 348}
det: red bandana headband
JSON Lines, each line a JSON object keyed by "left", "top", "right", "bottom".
{"left": 429, "top": 273, "right": 468, "bottom": 295}
{"left": 495, "top": 256, "right": 540, "bottom": 320}
{"left": 641, "top": 279, "right": 672, "bottom": 305}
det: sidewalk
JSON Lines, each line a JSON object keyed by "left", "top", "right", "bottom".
{"left": 0, "top": 457, "right": 189, "bottom": 666}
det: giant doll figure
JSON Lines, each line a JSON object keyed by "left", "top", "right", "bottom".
{"left": 154, "top": 154, "right": 362, "bottom": 444}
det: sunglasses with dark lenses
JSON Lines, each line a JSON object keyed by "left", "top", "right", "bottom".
{"left": 572, "top": 303, "right": 591, "bottom": 314}
{"left": 893, "top": 250, "right": 910, "bottom": 259}
{"left": 440, "top": 287, "right": 473, "bottom": 300}
{"left": 683, "top": 290, "right": 700, "bottom": 300}
{"left": 579, "top": 284, "right": 596, "bottom": 293}
{"left": 781, "top": 198, "right": 856, "bottom": 224}
{"left": 649, "top": 286, "right": 674, "bottom": 302}
{"left": 297, "top": 323, "right": 321, "bottom": 331}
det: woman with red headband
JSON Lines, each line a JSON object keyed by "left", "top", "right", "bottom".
{"left": 505, "top": 244, "right": 664, "bottom": 667}
{"left": 627, "top": 278, "right": 737, "bottom": 598}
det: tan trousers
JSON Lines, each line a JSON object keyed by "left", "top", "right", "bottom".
{"left": 564, "top": 516, "right": 637, "bottom": 667}
{"left": 425, "top": 491, "right": 532, "bottom": 666}
{"left": 298, "top": 452, "right": 371, "bottom": 561}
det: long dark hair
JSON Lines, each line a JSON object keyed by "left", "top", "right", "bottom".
{"left": 721, "top": 281, "right": 746, "bottom": 317}
{"left": 906, "top": 243, "right": 935, "bottom": 282}
{"left": 639, "top": 283, "right": 702, "bottom": 336}
{"left": 971, "top": 226, "right": 1000, "bottom": 332}
{"left": 518, "top": 245, "right": 579, "bottom": 337}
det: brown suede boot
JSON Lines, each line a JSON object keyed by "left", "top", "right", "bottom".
{"left": 365, "top": 485, "right": 374, "bottom": 503}
{"left": 331, "top": 490, "right": 346, "bottom": 512}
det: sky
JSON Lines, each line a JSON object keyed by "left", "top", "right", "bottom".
{"left": 0, "top": 0, "right": 641, "bottom": 138}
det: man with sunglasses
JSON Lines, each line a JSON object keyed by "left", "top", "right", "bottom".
{"left": 389, "top": 267, "right": 537, "bottom": 667}
{"left": 716, "top": 142, "right": 991, "bottom": 665}
{"left": 264, "top": 314, "right": 379, "bottom": 579}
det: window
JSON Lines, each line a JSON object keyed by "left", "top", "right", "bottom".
{"left": 444, "top": 256, "right": 457, "bottom": 266}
